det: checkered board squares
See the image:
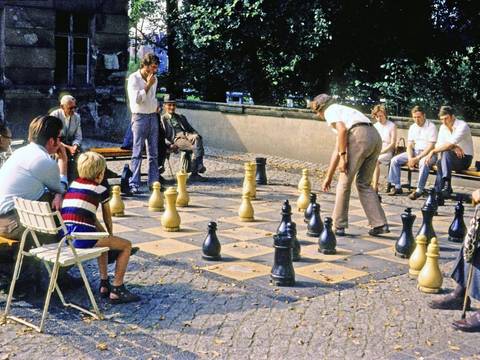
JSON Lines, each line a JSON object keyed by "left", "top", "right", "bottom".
{"left": 142, "top": 226, "right": 202, "bottom": 238}
{"left": 137, "top": 239, "right": 200, "bottom": 257}
{"left": 202, "top": 261, "right": 271, "bottom": 281}
{"left": 221, "top": 242, "right": 273, "bottom": 259}
{"left": 301, "top": 245, "right": 352, "bottom": 262}
{"left": 295, "top": 263, "right": 368, "bottom": 284}
{"left": 219, "top": 227, "right": 273, "bottom": 241}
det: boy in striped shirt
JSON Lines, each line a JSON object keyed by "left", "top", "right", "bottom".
{"left": 61, "top": 152, "right": 140, "bottom": 304}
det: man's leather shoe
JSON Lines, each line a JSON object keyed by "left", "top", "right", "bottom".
{"left": 189, "top": 173, "right": 208, "bottom": 182}
{"left": 368, "top": 224, "right": 390, "bottom": 236}
{"left": 335, "top": 228, "right": 346, "bottom": 236}
{"left": 388, "top": 188, "right": 403, "bottom": 196}
{"left": 408, "top": 191, "right": 422, "bottom": 200}
{"left": 428, "top": 292, "right": 470, "bottom": 310}
{"left": 159, "top": 175, "right": 175, "bottom": 185}
{"left": 197, "top": 165, "right": 207, "bottom": 174}
{"left": 452, "top": 310, "right": 480, "bottom": 332}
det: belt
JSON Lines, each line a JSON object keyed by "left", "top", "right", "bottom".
{"left": 349, "top": 122, "right": 372, "bottom": 131}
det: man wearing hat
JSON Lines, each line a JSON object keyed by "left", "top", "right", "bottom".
{"left": 159, "top": 94, "right": 207, "bottom": 181}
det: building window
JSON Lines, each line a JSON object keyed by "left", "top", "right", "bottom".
{"left": 55, "top": 12, "right": 91, "bottom": 86}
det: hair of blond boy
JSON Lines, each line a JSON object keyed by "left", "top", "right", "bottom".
{"left": 77, "top": 151, "right": 106, "bottom": 180}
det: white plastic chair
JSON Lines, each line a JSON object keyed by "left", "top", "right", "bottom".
{"left": 3, "top": 197, "right": 109, "bottom": 333}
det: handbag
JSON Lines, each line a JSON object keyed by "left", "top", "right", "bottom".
{"left": 394, "top": 137, "right": 406, "bottom": 156}
{"left": 0, "top": 126, "right": 12, "bottom": 153}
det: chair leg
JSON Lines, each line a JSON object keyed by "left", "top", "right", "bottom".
{"left": 3, "top": 250, "right": 26, "bottom": 318}
{"left": 38, "top": 261, "right": 60, "bottom": 333}
{"left": 40, "top": 260, "right": 67, "bottom": 306}
{"left": 77, "top": 261, "right": 103, "bottom": 320}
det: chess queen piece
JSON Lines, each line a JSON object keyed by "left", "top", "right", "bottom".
{"left": 109, "top": 185, "right": 125, "bottom": 217}
{"left": 417, "top": 237, "right": 443, "bottom": 293}
{"left": 448, "top": 200, "right": 467, "bottom": 243}
{"left": 306, "top": 203, "right": 323, "bottom": 237}
{"left": 304, "top": 192, "right": 317, "bottom": 223}
{"left": 242, "top": 162, "right": 256, "bottom": 200}
{"left": 288, "top": 222, "right": 301, "bottom": 261}
{"left": 277, "top": 199, "right": 292, "bottom": 236}
{"left": 255, "top": 157, "right": 268, "bottom": 185}
{"left": 120, "top": 164, "right": 132, "bottom": 195}
{"left": 395, "top": 208, "right": 416, "bottom": 258}
{"left": 271, "top": 229, "right": 295, "bottom": 287}
{"left": 319, "top": 217, "right": 336, "bottom": 254}
{"left": 416, "top": 201, "right": 436, "bottom": 243}
{"left": 409, "top": 235, "right": 427, "bottom": 277}
{"left": 298, "top": 168, "right": 311, "bottom": 192}
{"left": 161, "top": 187, "right": 181, "bottom": 231}
{"left": 176, "top": 171, "right": 190, "bottom": 207}
{"left": 238, "top": 191, "right": 254, "bottom": 222}
{"left": 202, "top": 222, "right": 221, "bottom": 261}
{"left": 148, "top": 181, "right": 164, "bottom": 211}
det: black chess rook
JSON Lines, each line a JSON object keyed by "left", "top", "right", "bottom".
{"left": 319, "top": 217, "right": 336, "bottom": 254}
{"left": 202, "top": 222, "right": 221, "bottom": 260}
{"left": 255, "top": 157, "right": 268, "bottom": 185}
{"left": 395, "top": 207, "right": 416, "bottom": 258}
{"left": 271, "top": 232, "right": 295, "bottom": 287}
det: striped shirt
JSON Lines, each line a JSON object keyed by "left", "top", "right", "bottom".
{"left": 61, "top": 178, "right": 110, "bottom": 232}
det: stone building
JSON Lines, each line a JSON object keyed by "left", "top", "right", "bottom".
{"left": 0, "top": 0, "right": 130, "bottom": 140}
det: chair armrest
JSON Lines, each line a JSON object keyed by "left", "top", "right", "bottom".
{"left": 70, "top": 232, "right": 110, "bottom": 240}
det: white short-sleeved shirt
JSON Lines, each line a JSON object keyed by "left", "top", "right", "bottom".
{"left": 374, "top": 120, "right": 396, "bottom": 149}
{"left": 127, "top": 70, "right": 158, "bottom": 114}
{"left": 407, "top": 120, "right": 437, "bottom": 151}
{"left": 323, "top": 104, "right": 370, "bottom": 131}
{"left": 436, "top": 119, "right": 474, "bottom": 156}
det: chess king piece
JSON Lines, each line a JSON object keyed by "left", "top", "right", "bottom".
{"left": 288, "top": 222, "right": 301, "bottom": 261}
{"left": 239, "top": 191, "right": 254, "bottom": 222}
{"left": 298, "top": 168, "right": 311, "bottom": 192}
{"left": 306, "top": 203, "right": 323, "bottom": 237}
{"left": 255, "top": 157, "right": 268, "bottom": 185}
{"left": 148, "top": 181, "right": 164, "bottom": 211}
{"left": 416, "top": 201, "right": 436, "bottom": 243}
{"left": 395, "top": 208, "right": 416, "bottom": 258}
{"left": 304, "top": 192, "right": 317, "bottom": 223}
{"left": 277, "top": 199, "right": 292, "bottom": 236}
{"left": 297, "top": 181, "right": 310, "bottom": 212}
{"left": 424, "top": 188, "right": 439, "bottom": 214}
{"left": 417, "top": 237, "right": 443, "bottom": 293}
{"left": 161, "top": 187, "right": 181, "bottom": 231}
{"left": 176, "top": 171, "right": 190, "bottom": 207}
{"left": 448, "top": 200, "right": 467, "bottom": 243}
{"left": 202, "top": 222, "right": 221, "bottom": 261}
{"left": 242, "top": 162, "right": 256, "bottom": 200}
{"left": 109, "top": 185, "right": 125, "bottom": 217}
{"left": 271, "top": 228, "right": 295, "bottom": 287}
{"left": 319, "top": 217, "right": 336, "bottom": 254}
{"left": 120, "top": 163, "right": 132, "bottom": 195}
{"left": 408, "top": 235, "right": 427, "bottom": 277}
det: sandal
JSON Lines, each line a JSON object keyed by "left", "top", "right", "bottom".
{"left": 99, "top": 278, "right": 111, "bottom": 298}
{"left": 109, "top": 284, "right": 141, "bottom": 304}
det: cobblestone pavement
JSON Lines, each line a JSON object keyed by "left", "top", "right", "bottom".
{"left": 1, "top": 140, "right": 480, "bottom": 359}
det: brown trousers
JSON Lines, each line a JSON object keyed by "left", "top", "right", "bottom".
{"left": 333, "top": 125, "right": 387, "bottom": 229}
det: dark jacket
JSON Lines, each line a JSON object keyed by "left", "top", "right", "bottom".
{"left": 160, "top": 112, "right": 198, "bottom": 144}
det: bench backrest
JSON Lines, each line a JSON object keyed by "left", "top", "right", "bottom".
{"left": 14, "top": 197, "right": 64, "bottom": 235}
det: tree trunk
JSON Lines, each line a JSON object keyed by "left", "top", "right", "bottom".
{"left": 166, "top": 0, "right": 182, "bottom": 98}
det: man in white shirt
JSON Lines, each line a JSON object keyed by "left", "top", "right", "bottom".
{"left": 387, "top": 106, "right": 437, "bottom": 200}
{"left": 424, "top": 106, "right": 473, "bottom": 197}
{"left": 126, "top": 53, "right": 160, "bottom": 194}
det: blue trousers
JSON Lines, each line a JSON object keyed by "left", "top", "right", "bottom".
{"left": 129, "top": 113, "right": 159, "bottom": 187}
{"left": 434, "top": 150, "right": 472, "bottom": 191}
{"left": 452, "top": 247, "right": 480, "bottom": 301}
{"left": 387, "top": 151, "right": 437, "bottom": 192}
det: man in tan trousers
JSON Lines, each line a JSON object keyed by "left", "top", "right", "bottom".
{"left": 311, "top": 94, "right": 388, "bottom": 236}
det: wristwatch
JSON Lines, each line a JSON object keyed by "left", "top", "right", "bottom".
{"left": 338, "top": 151, "right": 347, "bottom": 156}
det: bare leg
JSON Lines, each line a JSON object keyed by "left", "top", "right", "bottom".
{"left": 95, "top": 236, "right": 132, "bottom": 291}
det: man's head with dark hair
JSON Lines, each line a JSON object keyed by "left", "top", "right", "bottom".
{"left": 28, "top": 115, "right": 63, "bottom": 147}
{"left": 438, "top": 105, "right": 454, "bottom": 117}
{"left": 140, "top": 53, "right": 160, "bottom": 68}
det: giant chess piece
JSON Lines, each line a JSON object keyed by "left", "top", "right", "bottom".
{"left": 416, "top": 201, "right": 436, "bottom": 243}
{"left": 176, "top": 171, "right": 190, "bottom": 207}
{"left": 109, "top": 185, "right": 125, "bottom": 217}
{"left": 148, "top": 181, "right": 164, "bottom": 211}
{"left": 306, "top": 203, "right": 323, "bottom": 237}
{"left": 297, "top": 181, "right": 310, "bottom": 212}
{"left": 298, "top": 168, "right": 311, "bottom": 192}
{"left": 304, "top": 192, "right": 317, "bottom": 223}
{"left": 161, "top": 187, "right": 181, "bottom": 231}
{"left": 120, "top": 164, "right": 132, "bottom": 195}
{"left": 255, "top": 157, "right": 268, "bottom": 185}
{"left": 288, "top": 222, "right": 301, "bottom": 261}
{"left": 395, "top": 208, "right": 416, "bottom": 258}
{"left": 417, "top": 237, "right": 443, "bottom": 293}
{"left": 238, "top": 191, "right": 254, "bottom": 222}
{"left": 409, "top": 235, "right": 427, "bottom": 277}
{"left": 448, "top": 200, "right": 467, "bottom": 243}
{"left": 424, "top": 188, "right": 438, "bottom": 214}
{"left": 319, "top": 217, "right": 336, "bottom": 254}
{"left": 271, "top": 230, "right": 295, "bottom": 287}
{"left": 435, "top": 190, "right": 445, "bottom": 207}
{"left": 243, "top": 162, "right": 256, "bottom": 200}
{"left": 277, "top": 199, "right": 292, "bottom": 236}
{"left": 202, "top": 222, "right": 221, "bottom": 261}
{"left": 249, "top": 162, "right": 257, "bottom": 199}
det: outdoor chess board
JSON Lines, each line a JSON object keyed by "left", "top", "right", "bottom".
{"left": 107, "top": 184, "right": 468, "bottom": 296}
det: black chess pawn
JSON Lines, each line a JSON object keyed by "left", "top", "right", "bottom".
{"left": 287, "top": 222, "right": 301, "bottom": 261}
{"left": 395, "top": 208, "right": 416, "bottom": 258}
{"left": 202, "top": 222, "right": 221, "bottom": 260}
{"left": 319, "top": 217, "right": 336, "bottom": 254}
{"left": 120, "top": 164, "right": 133, "bottom": 195}
{"left": 271, "top": 230, "right": 295, "bottom": 287}
{"left": 277, "top": 199, "right": 292, "bottom": 237}
{"left": 416, "top": 201, "right": 436, "bottom": 243}
{"left": 255, "top": 157, "right": 268, "bottom": 185}
{"left": 424, "top": 188, "right": 438, "bottom": 214}
{"left": 304, "top": 193, "right": 317, "bottom": 223}
{"left": 448, "top": 200, "right": 467, "bottom": 243}
{"left": 306, "top": 203, "right": 323, "bottom": 237}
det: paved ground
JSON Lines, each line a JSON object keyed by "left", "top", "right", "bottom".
{"left": 1, "top": 142, "right": 480, "bottom": 359}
